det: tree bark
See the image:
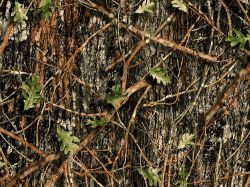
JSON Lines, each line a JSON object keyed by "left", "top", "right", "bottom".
{"left": 0, "top": 0, "right": 249, "bottom": 186}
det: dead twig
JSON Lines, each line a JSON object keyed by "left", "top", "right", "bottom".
{"left": 7, "top": 153, "right": 60, "bottom": 187}
{"left": 121, "top": 13, "right": 176, "bottom": 93}
{"left": 122, "top": 85, "right": 151, "bottom": 177}
{"left": 46, "top": 102, "right": 108, "bottom": 117}
{"left": 85, "top": 147, "right": 116, "bottom": 184}
{"left": 79, "top": 0, "right": 218, "bottom": 62}
{"left": 71, "top": 158, "right": 105, "bottom": 187}
{"left": 44, "top": 129, "right": 99, "bottom": 186}
{"left": 205, "top": 62, "right": 250, "bottom": 125}
{"left": 44, "top": 160, "right": 67, "bottom": 187}
{"left": 0, "top": 147, "right": 10, "bottom": 184}
{"left": 0, "top": 22, "right": 13, "bottom": 56}
{"left": 184, "top": 0, "right": 225, "bottom": 36}
{"left": 235, "top": 0, "right": 250, "bottom": 25}
{"left": 0, "top": 127, "right": 46, "bottom": 157}
{"left": 174, "top": 67, "right": 209, "bottom": 124}
{"left": 121, "top": 41, "right": 145, "bottom": 93}
{"left": 63, "top": 22, "right": 112, "bottom": 70}
{"left": 244, "top": 175, "right": 250, "bottom": 187}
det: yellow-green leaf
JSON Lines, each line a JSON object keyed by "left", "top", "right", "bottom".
{"left": 86, "top": 117, "right": 109, "bottom": 128}
{"left": 225, "top": 29, "right": 250, "bottom": 49}
{"left": 138, "top": 167, "right": 161, "bottom": 186}
{"left": 57, "top": 125, "right": 80, "bottom": 155}
{"left": 38, "top": 0, "right": 55, "bottom": 19}
{"left": 0, "top": 161, "right": 5, "bottom": 169}
{"left": 171, "top": 0, "right": 188, "bottom": 13}
{"left": 105, "top": 83, "right": 126, "bottom": 109}
{"left": 177, "top": 133, "right": 194, "bottom": 149}
{"left": 11, "top": 1, "right": 28, "bottom": 23}
{"left": 149, "top": 67, "right": 171, "bottom": 85}
{"left": 135, "top": 0, "right": 155, "bottom": 14}
{"left": 21, "top": 74, "right": 42, "bottom": 110}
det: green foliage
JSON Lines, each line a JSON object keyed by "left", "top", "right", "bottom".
{"left": 21, "top": 74, "right": 42, "bottom": 110}
{"left": 86, "top": 117, "right": 109, "bottom": 128}
{"left": 38, "top": 0, "right": 55, "bottom": 19}
{"left": 177, "top": 133, "right": 194, "bottom": 149}
{"left": 135, "top": 0, "right": 155, "bottom": 14}
{"left": 11, "top": 1, "right": 28, "bottom": 23}
{"left": 175, "top": 168, "right": 188, "bottom": 187}
{"left": 225, "top": 29, "right": 250, "bottom": 49}
{"left": 105, "top": 84, "right": 126, "bottom": 109}
{"left": 56, "top": 125, "right": 80, "bottom": 155}
{"left": 149, "top": 67, "right": 171, "bottom": 85}
{"left": 111, "top": 84, "right": 122, "bottom": 96}
{"left": 0, "top": 161, "right": 5, "bottom": 169}
{"left": 171, "top": 0, "right": 188, "bottom": 13}
{"left": 138, "top": 168, "right": 161, "bottom": 186}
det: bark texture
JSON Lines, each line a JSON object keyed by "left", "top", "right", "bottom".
{"left": 0, "top": 0, "right": 249, "bottom": 186}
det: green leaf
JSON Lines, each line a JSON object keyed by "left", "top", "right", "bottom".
{"left": 38, "top": 0, "right": 55, "bottom": 19}
{"left": 0, "top": 161, "right": 5, "bottom": 168}
{"left": 11, "top": 1, "right": 28, "bottom": 23}
{"left": 171, "top": 0, "right": 188, "bottom": 13}
{"left": 111, "top": 84, "right": 122, "bottom": 96}
{"left": 149, "top": 67, "right": 171, "bottom": 85}
{"left": 21, "top": 74, "right": 42, "bottom": 110}
{"left": 86, "top": 117, "right": 109, "bottom": 128}
{"left": 225, "top": 29, "right": 250, "bottom": 49}
{"left": 177, "top": 133, "right": 194, "bottom": 149}
{"left": 135, "top": 0, "right": 155, "bottom": 14}
{"left": 106, "top": 95, "right": 126, "bottom": 109}
{"left": 56, "top": 125, "right": 80, "bottom": 155}
{"left": 175, "top": 168, "right": 188, "bottom": 187}
{"left": 105, "top": 83, "right": 126, "bottom": 109}
{"left": 138, "top": 168, "right": 161, "bottom": 187}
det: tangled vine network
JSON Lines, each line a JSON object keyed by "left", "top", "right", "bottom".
{"left": 0, "top": 0, "right": 250, "bottom": 186}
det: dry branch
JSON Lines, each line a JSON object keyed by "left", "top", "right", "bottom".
{"left": 0, "top": 127, "right": 47, "bottom": 157}
{"left": 44, "top": 129, "right": 99, "bottom": 186}
{"left": 79, "top": 0, "right": 218, "bottom": 62}
{"left": 0, "top": 22, "right": 13, "bottom": 56}
{"left": 205, "top": 62, "right": 250, "bottom": 125}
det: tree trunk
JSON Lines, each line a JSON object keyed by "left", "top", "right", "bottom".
{"left": 0, "top": 0, "right": 249, "bottom": 186}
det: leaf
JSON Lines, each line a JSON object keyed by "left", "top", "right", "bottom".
{"left": 138, "top": 168, "right": 161, "bottom": 186}
{"left": 106, "top": 95, "right": 126, "bottom": 109}
{"left": 86, "top": 117, "right": 109, "bottom": 128}
{"left": 111, "top": 84, "right": 122, "bottom": 96}
{"left": 0, "top": 161, "right": 5, "bottom": 168}
{"left": 135, "top": 0, "right": 155, "bottom": 14}
{"left": 56, "top": 125, "right": 80, "bottom": 155}
{"left": 175, "top": 179, "right": 188, "bottom": 187}
{"left": 175, "top": 168, "right": 188, "bottom": 187}
{"left": 178, "top": 133, "right": 194, "bottom": 149}
{"left": 225, "top": 29, "right": 250, "bottom": 49}
{"left": 149, "top": 67, "right": 171, "bottom": 85}
{"left": 11, "top": 1, "right": 28, "bottom": 23}
{"left": 171, "top": 0, "right": 188, "bottom": 13}
{"left": 21, "top": 74, "right": 42, "bottom": 110}
{"left": 38, "top": 0, "right": 55, "bottom": 19}
{"left": 105, "top": 83, "right": 126, "bottom": 109}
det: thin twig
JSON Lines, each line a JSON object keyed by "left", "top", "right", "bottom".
{"left": 0, "top": 127, "right": 47, "bottom": 157}
{"left": 0, "top": 22, "right": 13, "bottom": 56}
{"left": 79, "top": 0, "right": 218, "bottom": 62}
{"left": 44, "top": 129, "right": 99, "bottom": 186}
{"left": 205, "top": 62, "right": 250, "bottom": 125}
{"left": 235, "top": 0, "right": 250, "bottom": 25}
{"left": 47, "top": 102, "right": 108, "bottom": 117}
